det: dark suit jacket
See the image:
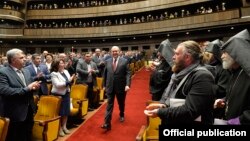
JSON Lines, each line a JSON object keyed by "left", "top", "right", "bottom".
{"left": 0, "top": 65, "right": 35, "bottom": 122}
{"left": 76, "top": 59, "right": 99, "bottom": 86}
{"left": 158, "top": 67, "right": 215, "bottom": 124}
{"left": 25, "top": 64, "right": 51, "bottom": 95}
{"left": 103, "top": 57, "right": 131, "bottom": 94}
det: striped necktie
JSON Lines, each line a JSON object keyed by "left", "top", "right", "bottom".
{"left": 16, "top": 70, "right": 26, "bottom": 86}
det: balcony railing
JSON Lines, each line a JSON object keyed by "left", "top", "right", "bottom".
{"left": 26, "top": 0, "right": 210, "bottom": 19}
{"left": 0, "top": 9, "right": 25, "bottom": 22}
{"left": 0, "top": 28, "right": 23, "bottom": 37}
{"left": 23, "top": 9, "right": 241, "bottom": 38}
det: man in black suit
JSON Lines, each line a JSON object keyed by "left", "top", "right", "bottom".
{"left": 0, "top": 48, "right": 41, "bottom": 141}
{"left": 101, "top": 46, "right": 131, "bottom": 131}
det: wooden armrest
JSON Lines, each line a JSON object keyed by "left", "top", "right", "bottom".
{"left": 93, "top": 87, "right": 100, "bottom": 91}
{"left": 75, "top": 100, "right": 82, "bottom": 105}
{"left": 34, "top": 116, "right": 61, "bottom": 126}
{"left": 146, "top": 100, "right": 160, "bottom": 105}
{"left": 75, "top": 99, "right": 88, "bottom": 104}
{"left": 136, "top": 125, "right": 146, "bottom": 141}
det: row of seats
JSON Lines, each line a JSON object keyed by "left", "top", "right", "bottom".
{"left": 32, "top": 76, "right": 105, "bottom": 141}
{"left": 135, "top": 61, "right": 160, "bottom": 141}
{"left": 0, "top": 60, "right": 145, "bottom": 141}
{"left": 130, "top": 60, "right": 145, "bottom": 75}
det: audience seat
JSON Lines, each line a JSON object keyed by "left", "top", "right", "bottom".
{"left": 33, "top": 95, "right": 39, "bottom": 108}
{"left": 136, "top": 101, "right": 161, "bottom": 141}
{"left": 130, "top": 63, "right": 135, "bottom": 75}
{"left": 96, "top": 77, "right": 105, "bottom": 102}
{"left": 135, "top": 61, "right": 140, "bottom": 71}
{"left": 70, "top": 84, "right": 89, "bottom": 117}
{"left": 32, "top": 95, "right": 62, "bottom": 141}
{"left": 0, "top": 117, "right": 10, "bottom": 141}
{"left": 46, "top": 83, "right": 52, "bottom": 95}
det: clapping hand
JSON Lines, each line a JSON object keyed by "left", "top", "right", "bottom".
{"left": 70, "top": 74, "right": 76, "bottom": 82}
{"left": 214, "top": 99, "right": 225, "bottom": 109}
{"left": 28, "top": 81, "right": 41, "bottom": 91}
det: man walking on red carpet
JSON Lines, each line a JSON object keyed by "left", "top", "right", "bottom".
{"left": 101, "top": 46, "right": 131, "bottom": 131}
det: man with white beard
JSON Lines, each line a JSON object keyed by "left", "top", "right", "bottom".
{"left": 214, "top": 29, "right": 250, "bottom": 125}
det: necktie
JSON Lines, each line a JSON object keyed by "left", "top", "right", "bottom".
{"left": 36, "top": 66, "right": 41, "bottom": 74}
{"left": 113, "top": 58, "right": 117, "bottom": 71}
{"left": 16, "top": 70, "right": 26, "bottom": 86}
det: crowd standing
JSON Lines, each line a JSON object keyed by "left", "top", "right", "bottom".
{"left": 0, "top": 29, "right": 250, "bottom": 141}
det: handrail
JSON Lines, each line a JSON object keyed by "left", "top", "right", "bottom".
{"left": 23, "top": 9, "right": 241, "bottom": 38}
{"left": 9, "top": 0, "right": 24, "bottom": 4}
{"left": 0, "top": 29, "right": 23, "bottom": 37}
{"left": 0, "top": 9, "right": 25, "bottom": 22}
{"left": 26, "top": 0, "right": 210, "bottom": 19}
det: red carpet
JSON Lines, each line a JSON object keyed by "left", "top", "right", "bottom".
{"left": 66, "top": 68, "right": 151, "bottom": 141}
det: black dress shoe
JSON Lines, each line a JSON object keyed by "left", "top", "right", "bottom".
{"left": 119, "top": 117, "right": 125, "bottom": 122}
{"left": 101, "top": 124, "right": 111, "bottom": 130}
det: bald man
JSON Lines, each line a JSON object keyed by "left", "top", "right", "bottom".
{"left": 101, "top": 46, "right": 131, "bottom": 131}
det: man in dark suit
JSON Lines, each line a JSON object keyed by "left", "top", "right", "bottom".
{"left": 0, "top": 48, "right": 41, "bottom": 141}
{"left": 101, "top": 46, "right": 131, "bottom": 131}
{"left": 25, "top": 53, "right": 51, "bottom": 96}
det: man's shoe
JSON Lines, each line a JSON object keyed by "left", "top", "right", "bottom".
{"left": 101, "top": 123, "right": 111, "bottom": 131}
{"left": 119, "top": 117, "right": 125, "bottom": 122}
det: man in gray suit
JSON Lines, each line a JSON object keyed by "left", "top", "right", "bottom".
{"left": 92, "top": 48, "right": 105, "bottom": 77}
{"left": 76, "top": 52, "right": 99, "bottom": 110}
{"left": 0, "top": 48, "right": 41, "bottom": 141}
{"left": 101, "top": 46, "right": 131, "bottom": 131}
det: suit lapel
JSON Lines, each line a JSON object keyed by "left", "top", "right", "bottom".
{"left": 57, "top": 72, "right": 65, "bottom": 81}
{"left": 9, "top": 67, "right": 26, "bottom": 87}
{"left": 31, "top": 65, "right": 37, "bottom": 74}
